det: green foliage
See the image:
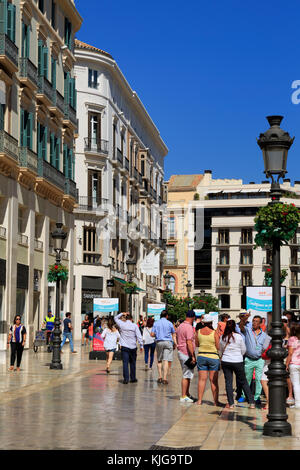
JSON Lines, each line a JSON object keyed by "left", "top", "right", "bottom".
{"left": 254, "top": 203, "right": 300, "bottom": 248}
{"left": 194, "top": 193, "right": 200, "bottom": 200}
{"left": 264, "top": 268, "right": 288, "bottom": 286}
{"left": 48, "top": 264, "right": 69, "bottom": 282}
{"left": 124, "top": 282, "right": 138, "bottom": 294}
{"left": 163, "top": 292, "right": 219, "bottom": 320}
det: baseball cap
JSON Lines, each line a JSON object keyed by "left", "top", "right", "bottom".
{"left": 186, "top": 310, "right": 195, "bottom": 318}
{"left": 281, "top": 315, "right": 288, "bottom": 321}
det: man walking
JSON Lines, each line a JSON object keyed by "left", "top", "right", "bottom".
{"left": 115, "top": 312, "right": 143, "bottom": 384}
{"left": 151, "top": 310, "right": 177, "bottom": 385}
{"left": 176, "top": 310, "right": 197, "bottom": 402}
{"left": 60, "top": 312, "right": 77, "bottom": 354}
{"left": 236, "top": 313, "right": 269, "bottom": 405}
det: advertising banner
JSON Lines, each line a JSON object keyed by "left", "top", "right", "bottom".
{"left": 93, "top": 298, "right": 119, "bottom": 314}
{"left": 209, "top": 311, "right": 219, "bottom": 330}
{"left": 147, "top": 304, "right": 166, "bottom": 320}
{"left": 246, "top": 286, "right": 286, "bottom": 323}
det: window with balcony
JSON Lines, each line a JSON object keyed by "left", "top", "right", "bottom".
{"left": 219, "top": 294, "right": 230, "bottom": 308}
{"left": 165, "top": 246, "right": 176, "bottom": 265}
{"left": 88, "top": 69, "right": 98, "bottom": 89}
{"left": 219, "top": 271, "right": 229, "bottom": 286}
{"left": 37, "top": 122, "right": 47, "bottom": 160}
{"left": 218, "top": 229, "right": 229, "bottom": 245}
{"left": 4, "top": 1, "right": 16, "bottom": 43}
{"left": 20, "top": 109, "right": 33, "bottom": 149}
{"left": 219, "top": 250, "right": 229, "bottom": 265}
{"left": 168, "top": 216, "right": 176, "bottom": 239}
{"left": 83, "top": 227, "right": 99, "bottom": 264}
{"left": 64, "top": 17, "right": 72, "bottom": 50}
{"left": 240, "top": 249, "right": 253, "bottom": 265}
{"left": 50, "top": 133, "right": 60, "bottom": 169}
{"left": 241, "top": 271, "right": 252, "bottom": 286}
{"left": 87, "top": 169, "right": 102, "bottom": 208}
{"left": 88, "top": 112, "right": 101, "bottom": 150}
{"left": 241, "top": 228, "right": 252, "bottom": 244}
{"left": 38, "top": 40, "right": 48, "bottom": 79}
{"left": 21, "top": 22, "right": 30, "bottom": 58}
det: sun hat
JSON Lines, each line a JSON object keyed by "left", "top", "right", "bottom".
{"left": 202, "top": 313, "right": 214, "bottom": 323}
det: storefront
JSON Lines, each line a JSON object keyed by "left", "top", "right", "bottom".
{"left": 0, "top": 259, "right": 6, "bottom": 349}
{"left": 16, "top": 263, "right": 28, "bottom": 325}
{"left": 81, "top": 276, "right": 103, "bottom": 319}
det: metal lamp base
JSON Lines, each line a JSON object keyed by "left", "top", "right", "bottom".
{"left": 263, "top": 421, "right": 292, "bottom": 437}
{"left": 50, "top": 363, "right": 63, "bottom": 370}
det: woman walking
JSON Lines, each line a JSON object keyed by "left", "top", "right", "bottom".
{"left": 81, "top": 314, "right": 90, "bottom": 347}
{"left": 220, "top": 319, "right": 255, "bottom": 409}
{"left": 286, "top": 324, "right": 300, "bottom": 409}
{"left": 143, "top": 317, "right": 156, "bottom": 370}
{"left": 195, "top": 314, "right": 221, "bottom": 406}
{"left": 7, "top": 315, "right": 27, "bottom": 372}
{"left": 102, "top": 317, "right": 120, "bottom": 373}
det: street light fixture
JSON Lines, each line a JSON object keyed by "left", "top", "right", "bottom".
{"left": 200, "top": 289, "right": 206, "bottom": 297}
{"left": 126, "top": 257, "right": 136, "bottom": 316}
{"left": 50, "top": 222, "right": 67, "bottom": 370}
{"left": 257, "top": 115, "right": 294, "bottom": 437}
{"left": 163, "top": 271, "right": 172, "bottom": 314}
{"left": 186, "top": 280, "right": 192, "bottom": 309}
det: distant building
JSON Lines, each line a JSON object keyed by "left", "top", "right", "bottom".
{"left": 165, "top": 171, "right": 300, "bottom": 318}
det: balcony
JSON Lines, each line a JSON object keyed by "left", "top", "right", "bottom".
{"left": 84, "top": 137, "right": 109, "bottom": 155}
{"left": 37, "top": 76, "right": 53, "bottom": 105}
{"left": 216, "top": 239, "right": 230, "bottom": 246}
{"left": 64, "top": 178, "right": 78, "bottom": 201}
{"left": 37, "top": 158, "right": 66, "bottom": 193}
{"left": 19, "top": 58, "right": 38, "bottom": 89}
{"left": 290, "top": 280, "right": 300, "bottom": 288}
{"left": 34, "top": 239, "right": 43, "bottom": 251}
{"left": 64, "top": 104, "right": 77, "bottom": 128}
{"left": 239, "top": 237, "right": 253, "bottom": 245}
{"left": 0, "top": 130, "right": 19, "bottom": 175}
{"left": 18, "top": 147, "right": 38, "bottom": 173}
{"left": 290, "top": 259, "right": 300, "bottom": 267}
{"left": 216, "top": 258, "right": 230, "bottom": 267}
{"left": 163, "top": 257, "right": 178, "bottom": 266}
{"left": 77, "top": 196, "right": 109, "bottom": 214}
{"left": 240, "top": 259, "right": 253, "bottom": 267}
{"left": 0, "top": 226, "right": 6, "bottom": 238}
{"left": 18, "top": 233, "right": 28, "bottom": 246}
{"left": 216, "top": 279, "right": 230, "bottom": 288}
{"left": 239, "top": 280, "right": 253, "bottom": 287}
{"left": 0, "top": 33, "right": 18, "bottom": 73}
{"left": 50, "top": 90, "right": 65, "bottom": 117}
{"left": 83, "top": 253, "right": 101, "bottom": 265}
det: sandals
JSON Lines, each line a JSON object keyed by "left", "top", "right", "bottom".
{"left": 157, "top": 378, "right": 163, "bottom": 384}
{"left": 250, "top": 403, "right": 256, "bottom": 409}
{"left": 162, "top": 380, "right": 168, "bottom": 385}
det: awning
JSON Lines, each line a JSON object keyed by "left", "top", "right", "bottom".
{"left": 222, "top": 189, "right": 241, "bottom": 193}
{"left": 113, "top": 277, "right": 145, "bottom": 292}
{"left": 206, "top": 190, "right": 222, "bottom": 194}
{"left": 240, "top": 188, "right": 261, "bottom": 193}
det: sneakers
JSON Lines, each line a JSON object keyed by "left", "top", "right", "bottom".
{"left": 180, "top": 396, "right": 194, "bottom": 403}
{"left": 286, "top": 397, "right": 295, "bottom": 405}
{"left": 130, "top": 379, "right": 138, "bottom": 383}
{"left": 122, "top": 380, "right": 129, "bottom": 384}
{"left": 145, "top": 364, "right": 148, "bottom": 370}
{"left": 290, "top": 405, "right": 300, "bottom": 409}
{"left": 237, "top": 397, "right": 246, "bottom": 403}
{"left": 188, "top": 395, "right": 198, "bottom": 403}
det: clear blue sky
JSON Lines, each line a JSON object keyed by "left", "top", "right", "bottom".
{"left": 75, "top": 0, "right": 300, "bottom": 183}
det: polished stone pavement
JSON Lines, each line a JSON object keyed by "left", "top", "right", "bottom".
{"left": 0, "top": 343, "right": 300, "bottom": 450}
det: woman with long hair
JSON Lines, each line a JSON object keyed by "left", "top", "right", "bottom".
{"left": 7, "top": 315, "right": 27, "bottom": 372}
{"left": 143, "top": 317, "right": 156, "bottom": 370}
{"left": 220, "top": 319, "right": 255, "bottom": 409}
{"left": 286, "top": 323, "right": 300, "bottom": 409}
{"left": 81, "top": 314, "right": 90, "bottom": 347}
{"left": 195, "top": 314, "right": 221, "bottom": 406}
{"left": 101, "top": 317, "right": 120, "bottom": 373}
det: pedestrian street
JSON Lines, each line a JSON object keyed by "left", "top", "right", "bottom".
{"left": 1, "top": 344, "right": 300, "bottom": 450}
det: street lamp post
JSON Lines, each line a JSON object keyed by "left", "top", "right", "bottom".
{"left": 126, "top": 257, "right": 136, "bottom": 316}
{"left": 163, "top": 271, "right": 171, "bottom": 314}
{"left": 186, "top": 280, "right": 192, "bottom": 308}
{"left": 50, "top": 223, "right": 67, "bottom": 370}
{"left": 257, "top": 115, "right": 294, "bottom": 437}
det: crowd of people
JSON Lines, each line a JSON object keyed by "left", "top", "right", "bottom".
{"left": 6, "top": 307, "right": 300, "bottom": 412}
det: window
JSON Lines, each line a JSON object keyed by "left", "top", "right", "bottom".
{"left": 64, "top": 72, "right": 76, "bottom": 109}
{"left": 88, "top": 112, "right": 101, "bottom": 148}
{"left": 240, "top": 249, "right": 253, "bottom": 265}
{"left": 165, "top": 246, "right": 176, "bottom": 265}
{"left": 87, "top": 169, "right": 102, "bottom": 208}
{"left": 50, "top": 133, "right": 60, "bottom": 169}
{"left": 0, "top": 1, "right": 16, "bottom": 43}
{"left": 64, "top": 17, "right": 72, "bottom": 50}
{"left": 20, "top": 109, "right": 33, "bottom": 149}
{"left": 88, "top": 69, "right": 98, "bottom": 89}
{"left": 241, "top": 228, "right": 252, "bottom": 244}
{"left": 219, "top": 250, "right": 229, "bottom": 265}
{"left": 219, "top": 294, "right": 230, "bottom": 309}
{"left": 219, "top": 271, "right": 228, "bottom": 286}
{"left": 169, "top": 276, "right": 176, "bottom": 293}
{"left": 83, "top": 227, "right": 100, "bottom": 264}
{"left": 63, "top": 144, "right": 73, "bottom": 179}
{"left": 21, "top": 22, "right": 30, "bottom": 58}
{"left": 218, "top": 229, "right": 229, "bottom": 244}
{"left": 168, "top": 216, "right": 176, "bottom": 239}
{"left": 241, "top": 271, "right": 252, "bottom": 286}
{"left": 51, "top": 0, "right": 56, "bottom": 29}
{"left": 38, "top": 40, "right": 48, "bottom": 78}
{"left": 290, "top": 295, "right": 299, "bottom": 309}
{"left": 38, "top": 0, "right": 44, "bottom": 13}
{"left": 37, "top": 122, "right": 47, "bottom": 160}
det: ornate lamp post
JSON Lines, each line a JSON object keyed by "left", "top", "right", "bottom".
{"left": 186, "top": 280, "right": 192, "bottom": 308}
{"left": 50, "top": 222, "right": 67, "bottom": 370}
{"left": 126, "top": 257, "right": 136, "bottom": 316}
{"left": 257, "top": 115, "right": 294, "bottom": 437}
{"left": 163, "top": 270, "right": 171, "bottom": 314}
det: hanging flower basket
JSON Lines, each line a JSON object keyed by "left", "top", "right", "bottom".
{"left": 264, "top": 268, "right": 288, "bottom": 286}
{"left": 124, "top": 282, "right": 138, "bottom": 294}
{"left": 48, "top": 264, "right": 69, "bottom": 282}
{"left": 254, "top": 203, "right": 300, "bottom": 248}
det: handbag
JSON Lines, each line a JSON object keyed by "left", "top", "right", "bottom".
{"left": 184, "top": 356, "right": 197, "bottom": 370}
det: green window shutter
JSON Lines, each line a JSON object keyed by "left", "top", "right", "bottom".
{"left": 26, "top": 112, "right": 33, "bottom": 150}
{"left": 0, "top": 104, "right": 4, "bottom": 130}
{"left": 37, "top": 122, "right": 41, "bottom": 157}
{"left": 69, "top": 77, "right": 73, "bottom": 107}
{"left": 51, "top": 57, "right": 56, "bottom": 89}
{"left": 20, "top": 108, "right": 25, "bottom": 146}
{"left": 42, "top": 125, "right": 47, "bottom": 160}
{"left": 0, "top": 0, "right": 7, "bottom": 35}
{"left": 38, "top": 40, "right": 43, "bottom": 76}
{"left": 56, "top": 137, "right": 60, "bottom": 170}
{"left": 7, "top": 3, "right": 15, "bottom": 43}
{"left": 69, "top": 148, "right": 73, "bottom": 179}
{"left": 50, "top": 133, "right": 54, "bottom": 166}
{"left": 63, "top": 144, "right": 67, "bottom": 176}
{"left": 24, "top": 23, "right": 30, "bottom": 58}
{"left": 64, "top": 72, "right": 70, "bottom": 104}
{"left": 43, "top": 46, "right": 48, "bottom": 79}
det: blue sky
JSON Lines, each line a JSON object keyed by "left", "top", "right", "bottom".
{"left": 75, "top": 0, "right": 300, "bottom": 183}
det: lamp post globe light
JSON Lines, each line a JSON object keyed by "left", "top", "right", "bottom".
{"left": 126, "top": 257, "right": 136, "bottom": 316}
{"left": 163, "top": 271, "right": 171, "bottom": 314}
{"left": 50, "top": 222, "right": 67, "bottom": 370}
{"left": 257, "top": 115, "right": 294, "bottom": 437}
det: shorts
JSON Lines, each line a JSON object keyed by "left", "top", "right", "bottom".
{"left": 105, "top": 348, "right": 116, "bottom": 353}
{"left": 197, "top": 355, "right": 220, "bottom": 371}
{"left": 261, "top": 362, "right": 269, "bottom": 381}
{"left": 89, "top": 336, "right": 93, "bottom": 341}
{"left": 82, "top": 329, "right": 87, "bottom": 334}
{"left": 178, "top": 351, "right": 194, "bottom": 380}
{"left": 156, "top": 341, "right": 173, "bottom": 362}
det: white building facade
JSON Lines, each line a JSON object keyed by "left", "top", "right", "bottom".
{"left": 73, "top": 40, "right": 168, "bottom": 341}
